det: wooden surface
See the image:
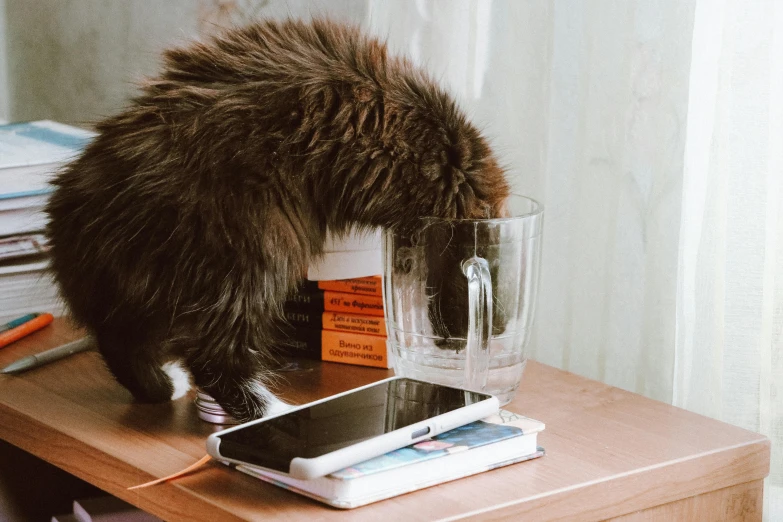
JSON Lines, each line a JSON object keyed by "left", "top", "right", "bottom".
{"left": 0, "top": 318, "right": 770, "bottom": 521}
{"left": 608, "top": 480, "right": 764, "bottom": 522}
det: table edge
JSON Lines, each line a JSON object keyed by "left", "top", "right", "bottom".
{"left": 440, "top": 437, "right": 771, "bottom": 521}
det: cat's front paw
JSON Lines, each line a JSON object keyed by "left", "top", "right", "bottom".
{"left": 232, "top": 382, "right": 292, "bottom": 422}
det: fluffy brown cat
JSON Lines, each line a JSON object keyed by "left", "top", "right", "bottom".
{"left": 45, "top": 18, "right": 510, "bottom": 422}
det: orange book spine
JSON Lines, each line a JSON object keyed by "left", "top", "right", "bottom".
{"left": 275, "top": 328, "right": 390, "bottom": 368}
{"left": 323, "top": 312, "right": 386, "bottom": 337}
{"left": 317, "top": 276, "right": 383, "bottom": 296}
{"left": 285, "top": 290, "right": 385, "bottom": 317}
{"left": 282, "top": 310, "right": 387, "bottom": 337}
{"left": 323, "top": 291, "right": 384, "bottom": 317}
{"left": 320, "top": 330, "right": 389, "bottom": 369}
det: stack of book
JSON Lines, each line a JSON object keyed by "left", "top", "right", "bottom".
{"left": 231, "top": 409, "right": 545, "bottom": 509}
{"left": 275, "top": 276, "right": 390, "bottom": 368}
{"left": 0, "top": 120, "right": 94, "bottom": 322}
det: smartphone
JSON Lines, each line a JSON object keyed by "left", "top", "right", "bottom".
{"left": 206, "top": 376, "right": 498, "bottom": 480}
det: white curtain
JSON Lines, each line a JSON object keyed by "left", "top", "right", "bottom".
{"left": 675, "top": 0, "right": 783, "bottom": 516}
{"left": 3, "top": 0, "right": 780, "bottom": 517}
{"left": 363, "top": 0, "right": 782, "bottom": 517}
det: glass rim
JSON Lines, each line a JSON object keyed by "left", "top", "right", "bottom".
{"left": 420, "top": 193, "right": 543, "bottom": 225}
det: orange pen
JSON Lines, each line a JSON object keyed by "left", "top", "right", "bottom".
{"left": 0, "top": 313, "right": 54, "bottom": 349}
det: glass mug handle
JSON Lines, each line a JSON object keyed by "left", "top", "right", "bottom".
{"left": 462, "top": 256, "right": 493, "bottom": 391}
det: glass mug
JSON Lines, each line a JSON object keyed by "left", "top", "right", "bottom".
{"left": 383, "top": 195, "right": 543, "bottom": 405}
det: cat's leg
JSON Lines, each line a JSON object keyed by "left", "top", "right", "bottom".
{"left": 96, "top": 328, "right": 190, "bottom": 402}
{"left": 183, "top": 320, "right": 291, "bottom": 422}
{"left": 175, "top": 202, "right": 311, "bottom": 422}
{"left": 186, "top": 351, "right": 289, "bottom": 422}
{"left": 95, "top": 322, "right": 287, "bottom": 420}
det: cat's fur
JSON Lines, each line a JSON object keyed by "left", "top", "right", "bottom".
{"left": 45, "top": 18, "right": 510, "bottom": 422}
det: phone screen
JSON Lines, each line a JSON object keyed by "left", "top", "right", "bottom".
{"left": 215, "top": 378, "right": 491, "bottom": 472}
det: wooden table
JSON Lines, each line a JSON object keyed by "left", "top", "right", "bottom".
{"left": 0, "top": 319, "right": 770, "bottom": 521}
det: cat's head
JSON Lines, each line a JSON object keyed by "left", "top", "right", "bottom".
{"left": 390, "top": 123, "right": 511, "bottom": 233}
{"left": 382, "top": 77, "right": 511, "bottom": 229}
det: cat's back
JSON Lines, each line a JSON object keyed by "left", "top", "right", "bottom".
{"left": 158, "top": 18, "right": 392, "bottom": 91}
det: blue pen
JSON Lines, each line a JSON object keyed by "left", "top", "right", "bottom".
{"left": 0, "top": 313, "right": 39, "bottom": 334}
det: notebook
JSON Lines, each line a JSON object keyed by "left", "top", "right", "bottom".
{"left": 230, "top": 410, "right": 545, "bottom": 509}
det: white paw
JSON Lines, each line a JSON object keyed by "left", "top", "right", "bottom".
{"left": 161, "top": 361, "right": 193, "bottom": 400}
{"left": 265, "top": 396, "right": 293, "bottom": 417}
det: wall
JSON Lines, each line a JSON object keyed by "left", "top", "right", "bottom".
{"left": 3, "top": 0, "right": 369, "bottom": 125}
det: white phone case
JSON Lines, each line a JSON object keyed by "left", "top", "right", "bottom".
{"left": 206, "top": 376, "right": 499, "bottom": 480}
